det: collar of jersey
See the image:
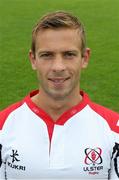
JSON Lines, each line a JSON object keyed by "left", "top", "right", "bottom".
{"left": 24, "top": 90, "right": 90, "bottom": 125}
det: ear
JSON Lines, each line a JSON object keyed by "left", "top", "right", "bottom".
{"left": 81, "top": 48, "right": 91, "bottom": 69}
{"left": 29, "top": 50, "right": 37, "bottom": 70}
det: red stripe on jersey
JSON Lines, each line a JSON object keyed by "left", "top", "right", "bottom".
{"left": 25, "top": 90, "right": 88, "bottom": 126}
{"left": 89, "top": 102, "right": 119, "bottom": 133}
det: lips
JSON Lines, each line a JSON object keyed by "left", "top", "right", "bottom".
{"left": 48, "top": 77, "right": 70, "bottom": 83}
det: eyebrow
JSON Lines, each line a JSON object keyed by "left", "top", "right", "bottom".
{"left": 63, "top": 50, "right": 78, "bottom": 54}
{"left": 38, "top": 51, "right": 52, "bottom": 54}
{"left": 38, "top": 50, "right": 79, "bottom": 54}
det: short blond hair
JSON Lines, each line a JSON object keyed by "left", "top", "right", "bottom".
{"left": 31, "top": 11, "right": 86, "bottom": 56}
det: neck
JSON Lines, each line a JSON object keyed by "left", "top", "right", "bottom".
{"left": 31, "top": 88, "right": 82, "bottom": 122}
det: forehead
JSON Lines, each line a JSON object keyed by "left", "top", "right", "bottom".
{"left": 35, "top": 28, "right": 82, "bottom": 51}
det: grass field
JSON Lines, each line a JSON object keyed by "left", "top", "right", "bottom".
{"left": 0, "top": 0, "right": 119, "bottom": 112}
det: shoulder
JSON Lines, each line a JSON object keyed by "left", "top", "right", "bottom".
{"left": 89, "top": 101, "right": 119, "bottom": 133}
{"left": 0, "top": 90, "right": 39, "bottom": 130}
{"left": 0, "top": 100, "right": 24, "bottom": 130}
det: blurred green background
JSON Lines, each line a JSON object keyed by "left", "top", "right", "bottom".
{"left": 0, "top": 0, "right": 119, "bottom": 112}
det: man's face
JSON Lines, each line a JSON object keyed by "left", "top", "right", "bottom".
{"left": 29, "top": 28, "right": 90, "bottom": 100}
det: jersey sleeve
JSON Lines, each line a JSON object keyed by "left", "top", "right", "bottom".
{"left": 0, "top": 130, "right": 5, "bottom": 179}
{"left": 110, "top": 130, "right": 119, "bottom": 179}
{"left": 0, "top": 111, "right": 4, "bottom": 179}
{"left": 0, "top": 134, "right": 2, "bottom": 167}
{"left": 89, "top": 102, "right": 119, "bottom": 179}
{"left": 0, "top": 109, "right": 11, "bottom": 179}
{"left": 0, "top": 110, "right": 4, "bottom": 178}
{"left": 0, "top": 101, "right": 23, "bottom": 179}
{"left": 0, "top": 137, "right": 2, "bottom": 167}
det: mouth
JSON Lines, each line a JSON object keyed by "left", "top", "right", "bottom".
{"left": 48, "top": 77, "right": 70, "bottom": 86}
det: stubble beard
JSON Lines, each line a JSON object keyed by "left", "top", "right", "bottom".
{"left": 40, "top": 78, "right": 80, "bottom": 101}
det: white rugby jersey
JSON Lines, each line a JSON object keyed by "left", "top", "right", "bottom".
{"left": 0, "top": 90, "right": 119, "bottom": 179}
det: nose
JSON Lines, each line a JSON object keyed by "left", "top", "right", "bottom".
{"left": 51, "top": 55, "right": 66, "bottom": 72}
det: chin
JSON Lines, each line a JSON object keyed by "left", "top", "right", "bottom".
{"left": 49, "top": 90, "right": 71, "bottom": 100}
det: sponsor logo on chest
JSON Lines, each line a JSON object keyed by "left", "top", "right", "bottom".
{"left": 83, "top": 147, "right": 103, "bottom": 175}
{"left": 7, "top": 149, "right": 26, "bottom": 171}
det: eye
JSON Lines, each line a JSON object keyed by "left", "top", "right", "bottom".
{"left": 64, "top": 51, "right": 77, "bottom": 59}
{"left": 38, "top": 52, "right": 54, "bottom": 60}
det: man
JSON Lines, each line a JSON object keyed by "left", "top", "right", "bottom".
{"left": 0, "top": 11, "right": 119, "bottom": 179}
